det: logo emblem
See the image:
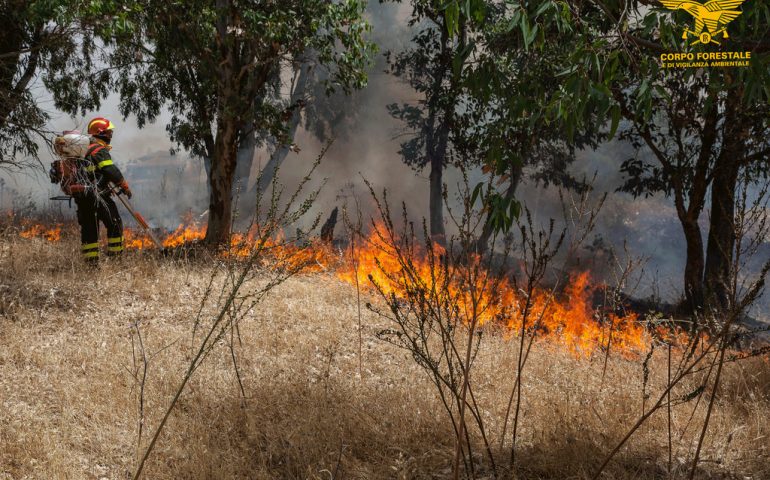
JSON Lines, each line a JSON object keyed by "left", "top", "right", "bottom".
{"left": 660, "top": 0, "right": 745, "bottom": 45}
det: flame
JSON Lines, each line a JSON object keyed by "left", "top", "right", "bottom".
{"left": 162, "top": 223, "right": 206, "bottom": 248}
{"left": 124, "top": 228, "right": 153, "bottom": 249}
{"left": 125, "top": 218, "right": 334, "bottom": 272}
{"left": 505, "top": 272, "right": 649, "bottom": 356}
{"left": 13, "top": 218, "right": 677, "bottom": 356}
{"left": 226, "top": 227, "right": 335, "bottom": 272}
{"left": 20, "top": 223, "right": 62, "bottom": 242}
{"left": 335, "top": 224, "right": 652, "bottom": 357}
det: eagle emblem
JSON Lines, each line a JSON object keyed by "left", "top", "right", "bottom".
{"left": 660, "top": 0, "right": 746, "bottom": 45}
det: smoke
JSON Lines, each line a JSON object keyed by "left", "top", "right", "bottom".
{"left": 241, "top": 2, "right": 426, "bottom": 226}
{"left": 521, "top": 140, "right": 770, "bottom": 316}
{"left": 515, "top": 140, "right": 687, "bottom": 304}
{"left": 253, "top": 1, "right": 475, "bottom": 233}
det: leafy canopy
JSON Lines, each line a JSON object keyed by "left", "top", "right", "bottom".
{"left": 80, "top": 0, "right": 375, "bottom": 160}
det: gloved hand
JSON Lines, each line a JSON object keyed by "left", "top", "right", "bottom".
{"left": 118, "top": 179, "right": 132, "bottom": 199}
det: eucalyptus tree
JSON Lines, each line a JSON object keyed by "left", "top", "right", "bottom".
{"left": 384, "top": 0, "right": 477, "bottom": 244}
{"left": 453, "top": 0, "right": 770, "bottom": 315}
{"left": 552, "top": 0, "right": 770, "bottom": 314}
{"left": 387, "top": 0, "right": 601, "bottom": 250}
{"left": 455, "top": 1, "right": 601, "bottom": 252}
{"left": 97, "top": 0, "right": 374, "bottom": 245}
{"left": 0, "top": 0, "right": 103, "bottom": 168}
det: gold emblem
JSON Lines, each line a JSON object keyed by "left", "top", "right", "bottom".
{"left": 660, "top": 0, "right": 745, "bottom": 45}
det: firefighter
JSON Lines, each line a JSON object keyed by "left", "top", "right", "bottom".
{"left": 76, "top": 117, "right": 132, "bottom": 263}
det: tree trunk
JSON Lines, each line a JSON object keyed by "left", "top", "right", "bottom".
{"left": 203, "top": 0, "right": 279, "bottom": 246}
{"left": 233, "top": 124, "right": 256, "bottom": 196}
{"left": 424, "top": 113, "right": 449, "bottom": 244}
{"left": 475, "top": 163, "right": 523, "bottom": 254}
{"left": 426, "top": 77, "right": 451, "bottom": 242}
{"left": 204, "top": 119, "right": 239, "bottom": 245}
{"left": 423, "top": 112, "right": 445, "bottom": 244}
{"left": 201, "top": 155, "right": 213, "bottom": 196}
{"left": 417, "top": 17, "right": 454, "bottom": 246}
{"left": 429, "top": 151, "right": 445, "bottom": 244}
{"left": 248, "top": 58, "right": 311, "bottom": 200}
{"left": 703, "top": 165, "right": 738, "bottom": 313}
{"left": 682, "top": 218, "right": 705, "bottom": 315}
{"left": 320, "top": 206, "right": 338, "bottom": 243}
{"left": 704, "top": 134, "right": 742, "bottom": 313}
{"left": 206, "top": 0, "right": 249, "bottom": 246}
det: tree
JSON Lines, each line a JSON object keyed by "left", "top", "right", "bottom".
{"left": 453, "top": 1, "right": 600, "bottom": 253}
{"left": 98, "top": 0, "right": 374, "bottom": 245}
{"left": 385, "top": 0, "right": 470, "bottom": 245}
{"left": 552, "top": 0, "right": 770, "bottom": 315}
{"left": 0, "top": 0, "right": 103, "bottom": 168}
{"left": 236, "top": 51, "right": 318, "bottom": 202}
{"left": 386, "top": 1, "right": 599, "bottom": 253}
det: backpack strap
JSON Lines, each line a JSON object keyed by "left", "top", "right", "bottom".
{"left": 86, "top": 143, "right": 115, "bottom": 172}
{"left": 84, "top": 143, "right": 107, "bottom": 173}
{"left": 87, "top": 143, "right": 106, "bottom": 158}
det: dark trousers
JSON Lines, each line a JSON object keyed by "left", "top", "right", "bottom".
{"left": 75, "top": 192, "right": 124, "bottom": 261}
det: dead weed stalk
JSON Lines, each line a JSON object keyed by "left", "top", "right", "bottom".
{"left": 361, "top": 173, "right": 512, "bottom": 479}
{"left": 131, "top": 152, "right": 324, "bottom": 480}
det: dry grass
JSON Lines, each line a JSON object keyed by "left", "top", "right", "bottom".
{"left": 1, "top": 233, "right": 768, "bottom": 479}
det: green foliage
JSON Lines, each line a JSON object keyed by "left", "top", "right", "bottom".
{"left": 455, "top": 0, "right": 769, "bottom": 237}
{"left": 554, "top": 1, "right": 770, "bottom": 123}
{"left": 543, "top": 0, "right": 770, "bottom": 310}
{"left": 87, "top": 0, "right": 375, "bottom": 161}
{"left": 550, "top": 0, "right": 770, "bottom": 198}
{"left": 387, "top": 1, "right": 591, "bottom": 214}
{"left": 0, "top": 0, "right": 104, "bottom": 167}
{"left": 471, "top": 181, "right": 521, "bottom": 233}
{"left": 448, "top": 1, "right": 598, "bottom": 234}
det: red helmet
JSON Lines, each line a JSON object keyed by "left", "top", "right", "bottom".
{"left": 87, "top": 117, "right": 115, "bottom": 136}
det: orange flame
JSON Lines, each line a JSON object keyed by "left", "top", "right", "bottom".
{"left": 225, "top": 226, "right": 335, "bottom": 272}
{"left": 161, "top": 223, "right": 206, "bottom": 248}
{"left": 335, "top": 224, "right": 653, "bottom": 357}
{"left": 20, "top": 223, "right": 62, "bottom": 242}
{"left": 123, "top": 228, "right": 153, "bottom": 249}
{"left": 14, "top": 218, "right": 676, "bottom": 356}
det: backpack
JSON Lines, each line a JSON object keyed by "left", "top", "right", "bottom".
{"left": 50, "top": 132, "right": 92, "bottom": 195}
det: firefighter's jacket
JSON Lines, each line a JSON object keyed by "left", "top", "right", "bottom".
{"left": 84, "top": 139, "right": 125, "bottom": 192}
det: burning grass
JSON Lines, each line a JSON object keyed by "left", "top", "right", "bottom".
{"left": 13, "top": 218, "right": 678, "bottom": 358}
{"left": 1, "top": 225, "right": 769, "bottom": 479}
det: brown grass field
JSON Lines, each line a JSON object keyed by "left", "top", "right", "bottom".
{"left": 1, "top": 231, "right": 769, "bottom": 479}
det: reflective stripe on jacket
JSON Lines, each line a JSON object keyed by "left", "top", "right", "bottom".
{"left": 85, "top": 141, "right": 124, "bottom": 189}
